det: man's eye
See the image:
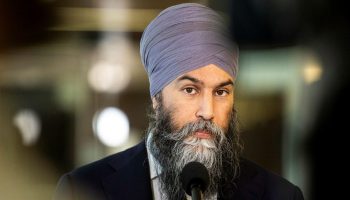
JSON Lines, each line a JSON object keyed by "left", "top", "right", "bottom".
{"left": 216, "top": 89, "right": 228, "bottom": 96}
{"left": 183, "top": 88, "right": 197, "bottom": 94}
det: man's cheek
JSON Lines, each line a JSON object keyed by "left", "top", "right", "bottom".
{"left": 169, "top": 115, "right": 186, "bottom": 132}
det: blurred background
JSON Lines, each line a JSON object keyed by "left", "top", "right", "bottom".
{"left": 0, "top": 0, "right": 348, "bottom": 199}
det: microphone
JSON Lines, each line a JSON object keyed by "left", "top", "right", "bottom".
{"left": 180, "top": 162, "right": 209, "bottom": 200}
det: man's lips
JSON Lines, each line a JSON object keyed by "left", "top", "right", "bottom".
{"left": 194, "top": 131, "right": 212, "bottom": 139}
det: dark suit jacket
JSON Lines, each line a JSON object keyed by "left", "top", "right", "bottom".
{"left": 53, "top": 142, "right": 304, "bottom": 200}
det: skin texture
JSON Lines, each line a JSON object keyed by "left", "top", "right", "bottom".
{"left": 153, "top": 64, "right": 235, "bottom": 134}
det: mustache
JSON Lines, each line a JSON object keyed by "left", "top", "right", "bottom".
{"left": 165, "top": 119, "right": 224, "bottom": 141}
{"left": 165, "top": 119, "right": 226, "bottom": 142}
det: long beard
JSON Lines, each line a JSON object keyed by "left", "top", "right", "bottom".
{"left": 147, "top": 95, "right": 242, "bottom": 200}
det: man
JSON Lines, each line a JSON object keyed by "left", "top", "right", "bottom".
{"left": 54, "top": 3, "right": 304, "bottom": 200}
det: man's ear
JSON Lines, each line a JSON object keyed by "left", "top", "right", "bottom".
{"left": 151, "top": 97, "right": 158, "bottom": 110}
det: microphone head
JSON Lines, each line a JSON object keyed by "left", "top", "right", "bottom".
{"left": 180, "top": 161, "right": 209, "bottom": 196}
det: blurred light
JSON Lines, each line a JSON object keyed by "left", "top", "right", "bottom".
{"left": 13, "top": 109, "right": 41, "bottom": 146}
{"left": 87, "top": 60, "right": 130, "bottom": 94}
{"left": 93, "top": 107, "right": 129, "bottom": 147}
{"left": 303, "top": 60, "right": 323, "bottom": 84}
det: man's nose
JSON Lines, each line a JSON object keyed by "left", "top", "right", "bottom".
{"left": 196, "top": 93, "right": 214, "bottom": 120}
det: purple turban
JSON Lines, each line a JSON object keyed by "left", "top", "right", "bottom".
{"left": 140, "top": 3, "right": 238, "bottom": 97}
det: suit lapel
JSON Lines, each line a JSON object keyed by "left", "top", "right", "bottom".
{"left": 102, "top": 142, "right": 153, "bottom": 200}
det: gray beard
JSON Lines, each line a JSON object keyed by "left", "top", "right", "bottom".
{"left": 147, "top": 95, "right": 242, "bottom": 200}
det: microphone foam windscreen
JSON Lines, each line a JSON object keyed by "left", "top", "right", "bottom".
{"left": 180, "top": 161, "right": 209, "bottom": 195}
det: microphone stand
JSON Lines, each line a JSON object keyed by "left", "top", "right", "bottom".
{"left": 191, "top": 183, "right": 203, "bottom": 200}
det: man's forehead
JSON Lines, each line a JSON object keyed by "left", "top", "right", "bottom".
{"left": 174, "top": 64, "right": 235, "bottom": 85}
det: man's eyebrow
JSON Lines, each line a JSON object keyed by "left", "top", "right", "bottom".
{"left": 177, "top": 75, "right": 203, "bottom": 84}
{"left": 216, "top": 80, "right": 234, "bottom": 88}
{"left": 177, "top": 75, "right": 234, "bottom": 87}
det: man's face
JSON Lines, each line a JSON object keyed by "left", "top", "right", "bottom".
{"left": 154, "top": 64, "right": 235, "bottom": 136}
{"left": 148, "top": 64, "right": 239, "bottom": 200}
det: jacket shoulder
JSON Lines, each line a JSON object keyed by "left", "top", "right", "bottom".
{"left": 236, "top": 158, "right": 304, "bottom": 200}
{"left": 68, "top": 141, "right": 146, "bottom": 179}
{"left": 53, "top": 141, "right": 147, "bottom": 200}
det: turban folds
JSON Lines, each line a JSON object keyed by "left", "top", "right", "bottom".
{"left": 140, "top": 3, "right": 238, "bottom": 97}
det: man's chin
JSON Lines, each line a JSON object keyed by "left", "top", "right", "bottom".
{"left": 183, "top": 137, "right": 217, "bottom": 152}
{"left": 193, "top": 144, "right": 211, "bottom": 153}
